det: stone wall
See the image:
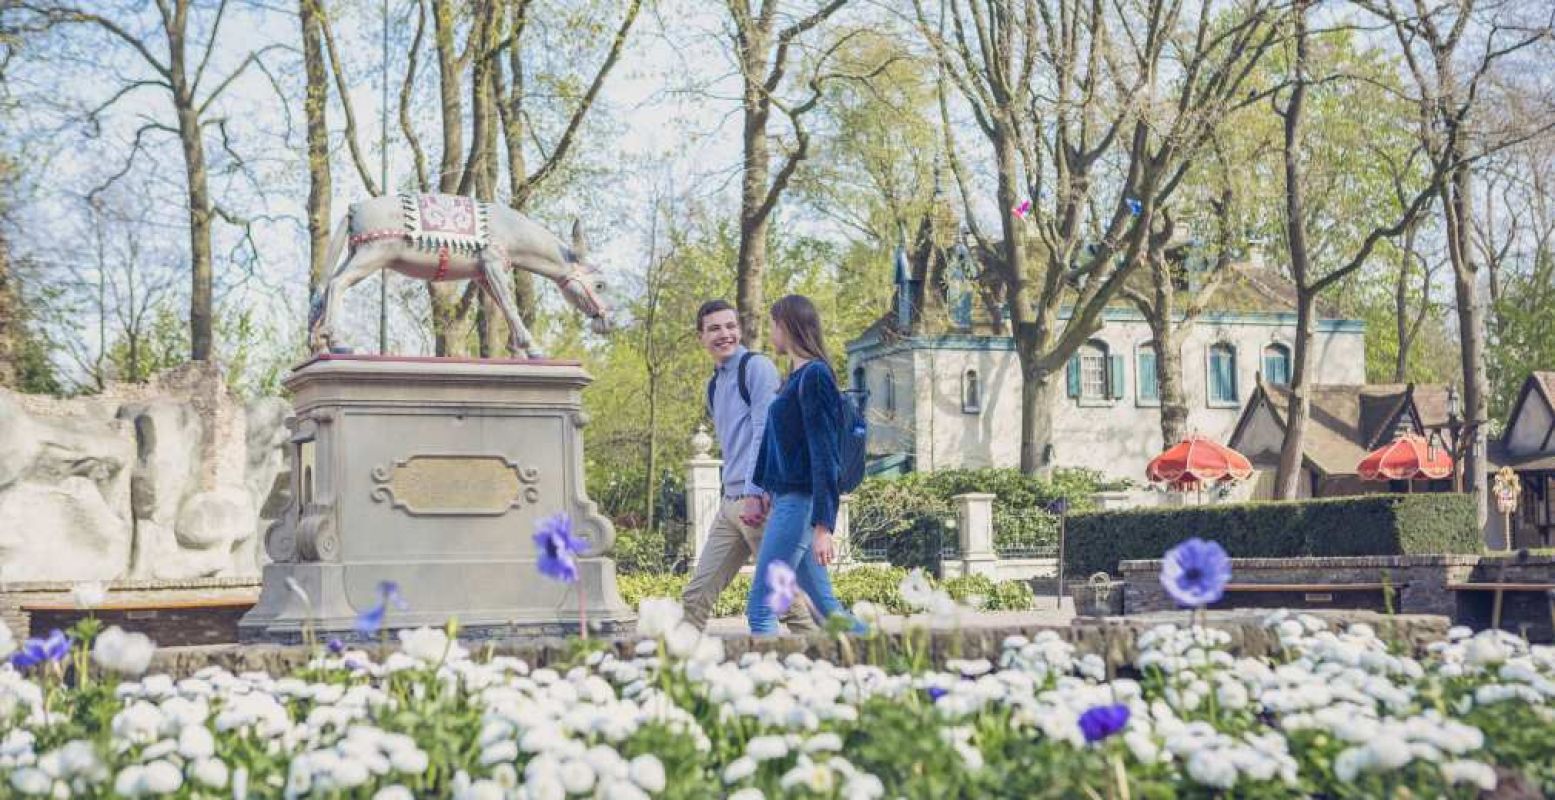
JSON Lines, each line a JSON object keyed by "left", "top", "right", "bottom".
{"left": 142, "top": 608, "right": 1450, "bottom": 681}
{"left": 1119, "top": 554, "right": 1542, "bottom": 620}
{"left": 0, "top": 363, "right": 289, "bottom": 582}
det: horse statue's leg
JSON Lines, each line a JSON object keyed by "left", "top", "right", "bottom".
{"left": 314, "top": 246, "right": 392, "bottom": 353}
{"left": 476, "top": 248, "right": 542, "bottom": 359}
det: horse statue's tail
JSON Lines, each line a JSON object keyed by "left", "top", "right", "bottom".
{"left": 322, "top": 212, "right": 351, "bottom": 277}
{"left": 309, "top": 214, "right": 352, "bottom": 332}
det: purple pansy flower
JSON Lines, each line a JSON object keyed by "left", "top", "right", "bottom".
{"left": 354, "top": 581, "right": 408, "bottom": 636}
{"left": 766, "top": 561, "right": 797, "bottom": 616}
{"left": 534, "top": 514, "right": 588, "bottom": 584}
{"left": 1160, "top": 538, "right": 1232, "bottom": 607}
{"left": 1078, "top": 704, "right": 1131, "bottom": 743}
{"left": 10, "top": 630, "right": 71, "bottom": 671}
{"left": 327, "top": 638, "right": 346, "bottom": 655}
{"left": 926, "top": 687, "right": 948, "bottom": 702}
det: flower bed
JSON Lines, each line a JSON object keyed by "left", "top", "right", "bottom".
{"left": 0, "top": 591, "right": 1552, "bottom": 797}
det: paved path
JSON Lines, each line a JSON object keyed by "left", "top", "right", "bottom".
{"left": 704, "top": 597, "right": 1075, "bottom": 636}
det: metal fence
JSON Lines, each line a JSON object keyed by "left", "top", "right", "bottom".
{"left": 844, "top": 505, "right": 960, "bottom": 576}
{"left": 993, "top": 508, "right": 1060, "bottom": 559}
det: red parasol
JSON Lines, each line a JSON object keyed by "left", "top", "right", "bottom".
{"left": 1147, "top": 435, "right": 1255, "bottom": 488}
{"left": 1356, "top": 433, "right": 1453, "bottom": 482}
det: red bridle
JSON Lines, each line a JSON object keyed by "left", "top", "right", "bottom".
{"left": 556, "top": 267, "right": 609, "bottom": 320}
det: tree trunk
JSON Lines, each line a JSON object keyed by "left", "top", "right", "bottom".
{"left": 1275, "top": 293, "right": 1317, "bottom": 499}
{"left": 1156, "top": 331, "right": 1188, "bottom": 446}
{"left": 737, "top": 98, "right": 771, "bottom": 350}
{"left": 1394, "top": 246, "right": 1410, "bottom": 383}
{"left": 500, "top": 3, "right": 537, "bottom": 328}
{"left": 429, "top": 0, "right": 464, "bottom": 356}
{"left": 992, "top": 121, "right": 1042, "bottom": 473}
{"left": 177, "top": 105, "right": 213, "bottom": 363}
{"left": 0, "top": 229, "right": 15, "bottom": 388}
{"left": 166, "top": 5, "right": 214, "bottom": 363}
{"left": 644, "top": 366, "right": 658, "bottom": 533}
{"left": 466, "top": 0, "right": 500, "bottom": 357}
{"left": 1273, "top": 4, "right": 1311, "bottom": 500}
{"left": 301, "top": 0, "right": 332, "bottom": 306}
{"left": 1445, "top": 160, "right": 1489, "bottom": 525}
{"left": 1018, "top": 356, "right": 1057, "bottom": 475}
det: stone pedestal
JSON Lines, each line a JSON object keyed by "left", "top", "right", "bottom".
{"left": 239, "top": 355, "right": 632, "bottom": 643}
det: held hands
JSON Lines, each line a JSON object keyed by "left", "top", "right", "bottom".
{"left": 813, "top": 525, "right": 835, "bottom": 566}
{"left": 739, "top": 494, "right": 771, "bottom": 527}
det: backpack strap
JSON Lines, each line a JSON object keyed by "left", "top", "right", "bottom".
{"left": 737, "top": 351, "right": 755, "bottom": 406}
{"left": 708, "top": 351, "right": 760, "bottom": 415}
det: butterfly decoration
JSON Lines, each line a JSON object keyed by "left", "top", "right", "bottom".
{"left": 1013, "top": 199, "right": 1032, "bottom": 219}
{"left": 1125, "top": 197, "right": 1144, "bottom": 216}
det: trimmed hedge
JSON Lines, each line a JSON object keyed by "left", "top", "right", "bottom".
{"left": 1064, "top": 493, "right": 1481, "bottom": 578}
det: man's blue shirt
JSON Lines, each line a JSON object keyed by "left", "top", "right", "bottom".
{"left": 710, "top": 345, "right": 780, "bottom": 498}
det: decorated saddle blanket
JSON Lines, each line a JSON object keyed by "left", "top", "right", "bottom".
{"left": 398, "top": 193, "right": 491, "bottom": 255}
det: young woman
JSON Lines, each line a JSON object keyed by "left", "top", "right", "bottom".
{"left": 748, "top": 295, "right": 865, "bottom": 635}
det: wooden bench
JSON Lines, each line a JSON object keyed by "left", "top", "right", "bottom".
{"left": 1446, "top": 583, "right": 1555, "bottom": 632}
{"left": 21, "top": 597, "right": 257, "bottom": 647}
{"left": 1214, "top": 582, "right": 1394, "bottom": 610}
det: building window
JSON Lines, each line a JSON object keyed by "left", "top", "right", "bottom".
{"left": 883, "top": 371, "right": 896, "bottom": 417}
{"left": 1262, "top": 343, "right": 1291, "bottom": 386}
{"left": 962, "top": 369, "right": 981, "bottom": 414}
{"left": 1137, "top": 343, "right": 1160, "bottom": 405}
{"left": 1208, "top": 343, "right": 1239, "bottom": 406}
{"left": 1067, "top": 340, "right": 1124, "bottom": 403}
{"left": 850, "top": 366, "right": 868, "bottom": 413}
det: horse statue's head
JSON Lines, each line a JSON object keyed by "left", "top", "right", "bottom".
{"left": 555, "top": 220, "right": 613, "bottom": 335}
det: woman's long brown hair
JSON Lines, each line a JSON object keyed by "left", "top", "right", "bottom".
{"left": 771, "top": 294, "right": 830, "bottom": 365}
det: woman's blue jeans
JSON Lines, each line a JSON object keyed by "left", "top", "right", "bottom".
{"left": 748, "top": 492, "right": 864, "bottom": 635}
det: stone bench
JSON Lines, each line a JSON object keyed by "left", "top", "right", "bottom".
{"left": 1446, "top": 582, "right": 1555, "bottom": 635}
{"left": 1214, "top": 582, "right": 1396, "bottom": 611}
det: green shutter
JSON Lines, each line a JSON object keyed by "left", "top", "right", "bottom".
{"left": 1108, "top": 354, "right": 1125, "bottom": 399}
{"left": 1138, "top": 351, "right": 1158, "bottom": 402}
{"left": 1066, "top": 355, "right": 1081, "bottom": 398}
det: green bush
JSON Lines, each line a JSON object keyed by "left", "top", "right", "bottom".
{"left": 612, "top": 527, "right": 693, "bottom": 575}
{"left": 848, "top": 468, "right": 1113, "bottom": 561}
{"left": 1064, "top": 493, "right": 1482, "bottom": 577}
{"left": 941, "top": 574, "right": 1037, "bottom": 610}
{"left": 616, "top": 565, "right": 1036, "bottom": 619}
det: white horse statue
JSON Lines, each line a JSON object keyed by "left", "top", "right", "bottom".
{"left": 310, "top": 193, "right": 613, "bottom": 357}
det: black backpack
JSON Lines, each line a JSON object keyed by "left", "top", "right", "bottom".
{"left": 801, "top": 364, "right": 868, "bottom": 494}
{"left": 706, "top": 351, "right": 756, "bottom": 414}
{"left": 838, "top": 390, "right": 868, "bottom": 493}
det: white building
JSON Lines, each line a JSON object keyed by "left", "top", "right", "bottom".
{"left": 844, "top": 256, "right": 1367, "bottom": 485}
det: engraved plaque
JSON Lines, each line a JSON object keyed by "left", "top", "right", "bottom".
{"left": 370, "top": 455, "right": 540, "bottom": 516}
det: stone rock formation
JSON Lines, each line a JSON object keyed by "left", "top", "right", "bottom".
{"left": 0, "top": 362, "right": 289, "bottom": 583}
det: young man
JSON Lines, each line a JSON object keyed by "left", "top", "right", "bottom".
{"left": 680, "top": 300, "right": 818, "bottom": 632}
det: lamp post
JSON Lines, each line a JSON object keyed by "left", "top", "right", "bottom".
{"left": 1446, "top": 384, "right": 1464, "bottom": 493}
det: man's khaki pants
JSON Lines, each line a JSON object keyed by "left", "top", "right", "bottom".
{"left": 681, "top": 498, "right": 819, "bottom": 632}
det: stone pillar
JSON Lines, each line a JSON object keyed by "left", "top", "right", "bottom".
{"left": 955, "top": 492, "right": 998, "bottom": 578}
{"left": 834, "top": 494, "right": 853, "bottom": 565}
{"left": 685, "top": 424, "right": 723, "bottom": 570}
